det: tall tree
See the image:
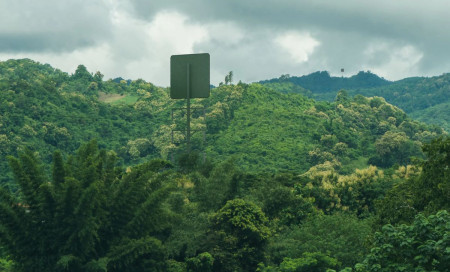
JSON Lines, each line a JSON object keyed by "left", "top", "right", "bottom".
{"left": 208, "top": 199, "right": 271, "bottom": 272}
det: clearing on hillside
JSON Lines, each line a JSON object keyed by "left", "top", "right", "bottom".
{"left": 98, "top": 91, "right": 139, "bottom": 105}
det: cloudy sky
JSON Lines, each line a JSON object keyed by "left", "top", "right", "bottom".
{"left": 1, "top": 0, "right": 449, "bottom": 86}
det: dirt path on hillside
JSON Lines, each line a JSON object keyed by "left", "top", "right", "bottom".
{"left": 98, "top": 91, "right": 125, "bottom": 103}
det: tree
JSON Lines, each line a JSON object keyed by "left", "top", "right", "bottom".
{"left": 72, "top": 64, "right": 93, "bottom": 82}
{"left": 186, "top": 252, "right": 214, "bottom": 272}
{"left": 356, "top": 211, "right": 450, "bottom": 272}
{"left": 370, "top": 131, "right": 421, "bottom": 167}
{"left": 228, "top": 71, "right": 233, "bottom": 85}
{"left": 0, "top": 141, "right": 175, "bottom": 272}
{"left": 415, "top": 136, "right": 450, "bottom": 212}
{"left": 208, "top": 199, "right": 271, "bottom": 272}
{"left": 224, "top": 71, "right": 233, "bottom": 85}
{"left": 335, "top": 90, "right": 349, "bottom": 104}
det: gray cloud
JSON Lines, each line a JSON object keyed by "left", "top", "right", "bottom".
{"left": 128, "top": 0, "right": 450, "bottom": 79}
{"left": 0, "top": 0, "right": 112, "bottom": 52}
{"left": 0, "top": 0, "right": 449, "bottom": 85}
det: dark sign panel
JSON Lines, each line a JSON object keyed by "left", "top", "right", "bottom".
{"left": 170, "top": 53, "right": 210, "bottom": 99}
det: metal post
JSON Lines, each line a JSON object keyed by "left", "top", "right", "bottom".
{"left": 186, "top": 64, "right": 191, "bottom": 152}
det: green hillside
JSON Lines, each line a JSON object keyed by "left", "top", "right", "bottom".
{"left": 0, "top": 59, "right": 446, "bottom": 188}
{"left": 262, "top": 72, "right": 450, "bottom": 131}
{"left": 0, "top": 59, "right": 170, "bottom": 187}
{"left": 1, "top": 59, "right": 449, "bottom": 272}
{"left": 201, "top": 85, "right": 444, "bottom": 173}
{"left": 349, "top": 74, "right": 450, "bottom": 131}
{"left": 410, "top": 102, "right": 450, "bottom": 130}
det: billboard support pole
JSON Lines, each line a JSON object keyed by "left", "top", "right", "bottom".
{"left": 170, "top": 53, "right": 210, "bottom": 157}
{"left": 186, "top": 63, "right": 191, "bottom": 152}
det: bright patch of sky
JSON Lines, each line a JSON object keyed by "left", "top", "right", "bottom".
{"left": 275, "top": 32, "right": 320, "bottom": 63}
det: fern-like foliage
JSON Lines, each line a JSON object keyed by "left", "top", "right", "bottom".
{"left": 0, "top": 141, "right": 175, "bottom": 271}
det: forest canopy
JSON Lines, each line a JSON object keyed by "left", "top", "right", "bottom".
{"left": 0, "top": 59, "right": 448, "bottom": 271}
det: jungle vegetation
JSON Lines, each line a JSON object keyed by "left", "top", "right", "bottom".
{"left": 0, "top": 59, "right": 448, "bottom": 271}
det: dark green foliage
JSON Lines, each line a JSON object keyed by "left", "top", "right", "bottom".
{"left": 208, "top": 199, "right": 271, "bottom": 272}
{"left": 416, "top": 136, "right": 450, "bottom": 212}
{"left": 1, "top": 59, "right": 448, "bottom": 271}
{"left": 186, "top": 252, "right": 214, "bottom": 272}
{"left": 0, "top": 141, "right": 175, "bottom": 271}
{"left": 176, "top": 151, "right": 203, "bottom": 173}
{"left": 72, "top": 65, "right": 94, "bottom": 82}
{"left": 411, "top": 102, "right": 450, "bottom": 132}
{"left": 267, "top": 214, "right": 372, "bottom": 269}
{"left": 263, "top": 184, "right": 316, "bottom": 225}
{"left": 192, "top": 158, "right": 239, "bottom": 212}
{"left": 356, "top": 211, "right": 450, "bottom": 272}
{"left": 376, "top": 136, "right": 450, "bottom": 225}
{"left": 261, "top": 71, "right": 390, "bottom": 97}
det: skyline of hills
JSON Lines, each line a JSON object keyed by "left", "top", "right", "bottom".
{"left": 0, "top": 58, "right": 447, "bottom": 187}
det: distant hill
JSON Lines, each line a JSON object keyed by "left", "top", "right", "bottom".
{"left": 261, "top": 71, "right": 450, "bottom": 131}
{"left": 260, "top": 71, "right": 391, "bottom": 99}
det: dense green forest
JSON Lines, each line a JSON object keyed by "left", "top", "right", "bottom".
{"left": 1, "top": 59, "right": 449, "bottom": 271}
{"left": 262, "top": 71, "right": 450, "bottom": 132}
{"left": 0, "top": 59, "right": 445, "bottom": 186}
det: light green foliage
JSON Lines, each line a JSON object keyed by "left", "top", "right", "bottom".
{"left": 110, "top": 95, "right": 140, "bottom": 105}
{"left": 206, "top": 83, "right": 317, "bottom": 172}
{"left": 297, "top": 165, "right": 393, "bottom": 215}
{"left": 371, "top": 131, "right": 422, "bottom": 167}
{"left": 279, "top": 252, "right": 340, "bottom": 272}
{"left": 356, "top": 211, "right": 450, "bottom": 272}
{"left": 257, "top": 252, "right": 341, "bottom": 272}
{"left": 186, "top": 252, "right": 214, "bottom": 272}
{"left": 262, "top": 81, "right": 313, "bottom": 97}
{"left": 0, "top": 59, "right": 169, "bottom": 187}
{"left": 350, "top": 74, "right": 450, "bottom": 132}
{"left": 206, "top": 81, "right": 442, "bottom": 172}
{"left": 0, "top": 256, "right": 13, "bottom": 272}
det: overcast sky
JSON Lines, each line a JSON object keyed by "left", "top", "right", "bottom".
{"left": 1, "top": 0, "right": 449, "bottom": 86}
